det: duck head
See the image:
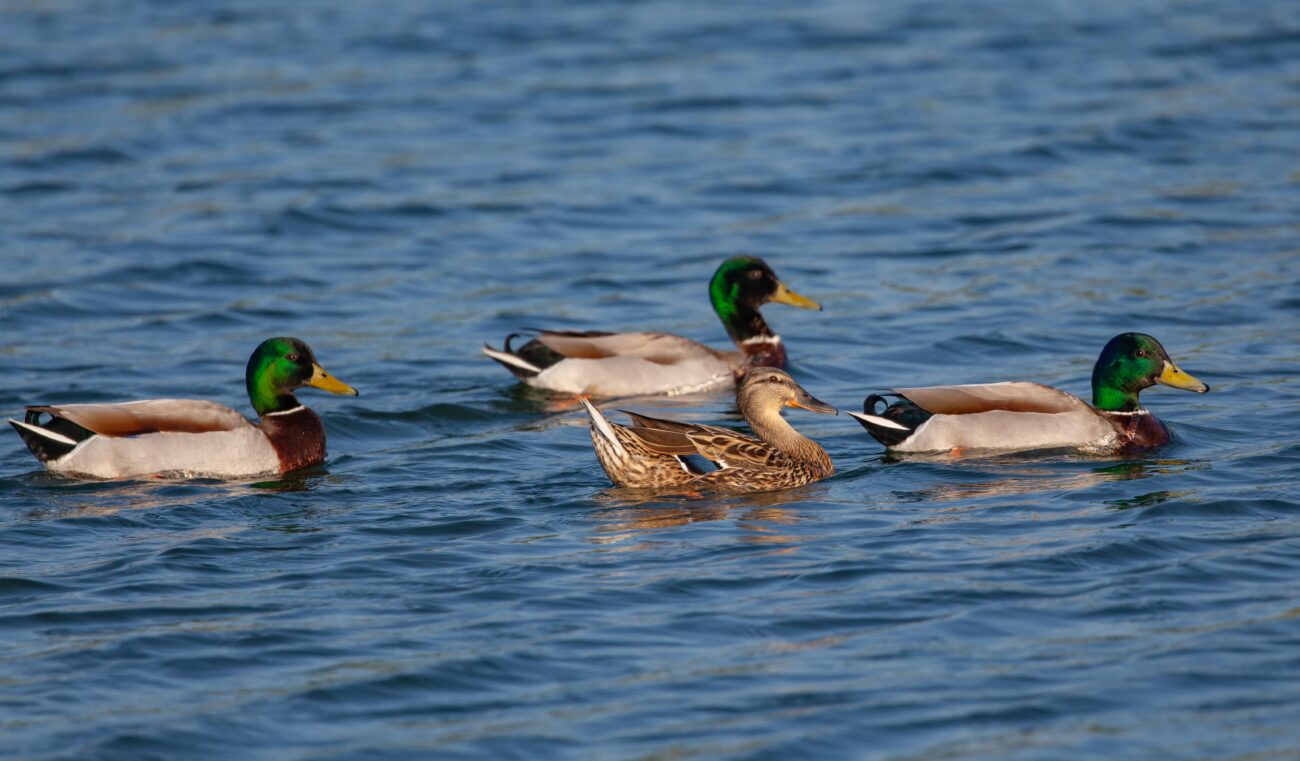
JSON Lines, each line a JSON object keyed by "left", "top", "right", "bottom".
{"left": 709, "top": 256, "right": 820, "bottom": 345}
{"left": 246, "top": 337, "right": 359, "bottom": 416}
{"left": 738, "top": 367, "right": 837, "bottom": 416}
{"left": 1091, "top": 333, "right": 1208, "bottom": 412}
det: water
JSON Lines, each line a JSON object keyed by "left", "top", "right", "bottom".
{"left": 2, "top": 0, "right": 1299, "bottom": 758}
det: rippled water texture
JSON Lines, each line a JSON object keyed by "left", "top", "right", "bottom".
{"left": 2, "top": 1, "right": 1299, "bottom": 758}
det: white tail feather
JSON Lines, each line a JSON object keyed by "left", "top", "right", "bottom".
{"left": 581, "top": 398, "right": 627, "bottom": 458}
{"left": 847, "top": 411, "right": 910, "bottom": 431}
{"left": 8, "top": 419, "right": 80, "bottom": 446}
{"left": 481, "top": 345, "right": 542, "bottom": 375}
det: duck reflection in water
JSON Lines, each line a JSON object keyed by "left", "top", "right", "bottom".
{"left": 588, "top": 485, "right": 826, "bottom": 549}
{"left": 19, "top": 469, "right": 327, "bottom": 521}
{"left": 893, "top": 457, "right": 1198, "bottom": 505}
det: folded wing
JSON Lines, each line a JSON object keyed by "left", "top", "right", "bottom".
{"left": 28, "top": 399, "right": 255, "bottom": 437}
{"left": 621, "top": 411, "right": 778, "bottom": 469}
{"left": 894, "top": 382, "right": 1089, "bottom": 415}
{"left": 537, "top": 331, "right": 721, "bottom": 365}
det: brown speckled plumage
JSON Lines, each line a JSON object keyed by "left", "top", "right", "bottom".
{"left": 584, "top": 368, "right": 836, "bottom": 494}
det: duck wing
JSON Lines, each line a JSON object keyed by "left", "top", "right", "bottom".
{"left": 537, "top": 331, "right": 722, "bottom": 364}
{"left": 621, "top": 411, "right": 778, "bottom": 469}
{"left": 483, "top": 330, "right": 736, "bottom": 396}
{"left": 27, "top": 399, "right": 255, "bottom": 437}
{"left": 893, "top": 382, "right": 1089, "bottom": 415}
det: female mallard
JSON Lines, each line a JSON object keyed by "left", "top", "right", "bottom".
{"left": 582, "top": 368, "right": 837, "bottom": 493}
{"left": 482, "top": 256, "right": 821, "bottom": 397}
{"left": 850, "top": 333, "right": 1209, "bottom": 454}
{"left": 8, "top": 337, "right": 359, "bottom": 479}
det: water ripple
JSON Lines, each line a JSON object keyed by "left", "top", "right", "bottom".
{"left": 0, "top": 0, "right": 1298, "bottom": 759}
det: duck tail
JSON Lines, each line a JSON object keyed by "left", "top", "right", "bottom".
{"left": 481, "top": 333, "right": 544, "bottom": 380}
{"left": 581, "top": 398, "right": 627, "bottom": 459}
{"left": 482, "top": 331, "right": 577, "bottom": 381}
{"left": 847, "top": 393, "right": 925, "bottom": 448}
{"left": 8, "top": 409, "right": 89, "bottom": 464}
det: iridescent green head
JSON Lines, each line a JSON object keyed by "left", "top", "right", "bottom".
{"left": 245, "top": 337, "right": 358, "bottom": 416}
{"left": 1090, "top": 333, "right": 1208, "bottom": 412}
{"left": 708, "top": 256, "right": 821, "bottom": 344}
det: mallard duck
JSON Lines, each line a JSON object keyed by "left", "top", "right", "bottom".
{"left": 482, "top": 256, "right": 821, "bottom": 397}
{"left": 850, "top": 333, "right": 1209, "bottom": 454}
{"left": 8, "top": 337, "right": 358, "bottom": 479}
{"left": 582, "top": 367, "right": 837, "bottom": 493}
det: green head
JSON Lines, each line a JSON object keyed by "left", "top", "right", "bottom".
{"left": 245, "top": 337, "right": 358, "bottom": 416}
{"left": 708, "top": 256, "right": 821, "bottom": 344}
{"left": 1090, "top": 332, "right": 1208, "bottom": 412}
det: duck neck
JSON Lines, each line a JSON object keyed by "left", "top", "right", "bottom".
{"left": 1091, "top": 375, "right": 1143, "bottom": 412}
{"left": 249, "top": 382, "right": 301, "bottom": 417}
{"left": 746, "top": 405, "right": 830, "bottom": 470}
{"left": 247, "top": 358, "right": 302, "bottom": 417}
{"left": 710, "top": 282, "right": 774, "bottom": 348}
{"left": 738, "top": 335, "right": 787, "bottom": 373}
{"left": 1093, "top": 387, "right": 1140, "bottom": 412}
{"left": 714, "top": 294, "right": 786, "bottom": 371}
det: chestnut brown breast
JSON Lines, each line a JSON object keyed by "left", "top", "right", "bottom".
{"left": 736, "top": 341, "right": 788, "bottom": 380}
{"left": 258, "top": 407, "right": 328, "bottom": 473}
{"left": 1103, "top": 411, "right": 1171, "bottom": 452}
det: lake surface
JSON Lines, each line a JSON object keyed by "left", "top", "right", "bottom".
{"left": 2, "top": 1, "right": 1299, "bottom": 758}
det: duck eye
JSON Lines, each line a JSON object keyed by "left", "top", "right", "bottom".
{"left": 286, "top": 353, "right": 299, "bottom": 362}
{"left": 1135, "top": 349, "right": 1146, "bottom": 358}
{"left": 748, "top": 269, "right": 763, "bottom": 280}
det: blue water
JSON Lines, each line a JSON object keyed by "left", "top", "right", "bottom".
{"left": 3, "top": 1, "right": 1299, "bottom": 758}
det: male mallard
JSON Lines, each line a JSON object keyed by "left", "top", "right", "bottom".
{"left": 850, "top": 333, "right": 1209, "bottom": 454}
{"left": 482, "top": 256, "right": 821, "bottom": 397}
{"left": 8, "top": 337, "right": 358, "bottom": 479}
{"left": 582, "top": 368, "right": 837, "bottom": 493}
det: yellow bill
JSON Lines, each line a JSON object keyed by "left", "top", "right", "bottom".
{"left": 771, "top": 281, "right": 822, "bottom": 311}
{"left": 1157, "top": 361, "right": 1208, "bottom": 393}
{"left": 307, "top": 363, "right": 360, "bottom": 396}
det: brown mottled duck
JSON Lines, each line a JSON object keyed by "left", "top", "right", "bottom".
{"left": 581, "top": 368, "right": 836, "bottom": 493}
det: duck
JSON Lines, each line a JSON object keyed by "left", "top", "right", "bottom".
{"left": 849, "top": 333, "right": 1209, "bottom": 455}
{"left": 482, "top": 256, "right": 821, "bottom": 397}
{"left": 8, "top": 337, "right": 359, "bottom": 479}
{"left": 582, "top": 367, "right": 837, "bottom": 493}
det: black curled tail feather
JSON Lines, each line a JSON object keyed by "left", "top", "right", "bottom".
{"left": 9, "top": 410, "right": 92, "bottom": 464}
{"left": 486, "top": 329, "right": 618, "bottom": 381}
{"left": 854, "top": 393, "right": 931, "bottom": 448}
{"left": 864, "top": 394, "right": 891, "bottom": 417}
{"left": 510, "top": 335, "right": 569, "bottom": 372}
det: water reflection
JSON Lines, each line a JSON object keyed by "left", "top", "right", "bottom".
{"left": 18, "top": 476, "right": 214, "bottom": 519}
{"left": 587, "top": 485, "right": 823, "bottom": 549}
{"left": 1106, "top": 490, "right": 1186, "bottom": 510}
{"left": 894, "top": 457, "right": 1201, "bottom": 505}
{"left": 15, "top": 469, "right": 324, "bottom": 520}
{"left": 249, "top": 471, "right": 324, "bottom": 492}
